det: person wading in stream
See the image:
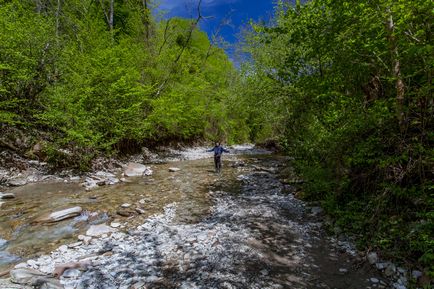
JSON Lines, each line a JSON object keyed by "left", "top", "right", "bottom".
{"left": 207, "top": 142, "right": 230, "bottom": 173}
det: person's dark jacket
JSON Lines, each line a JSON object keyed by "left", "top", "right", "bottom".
{"left": 207, "top": 145, "right": 229, "bottom": 156}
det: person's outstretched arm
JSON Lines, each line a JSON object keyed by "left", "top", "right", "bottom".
{"left": 206, "top": 147, "right": 215, "bottom": 152}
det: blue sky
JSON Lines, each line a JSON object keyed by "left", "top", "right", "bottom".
{"left": 157, "top": 0, "right": 276, "bottom": 45}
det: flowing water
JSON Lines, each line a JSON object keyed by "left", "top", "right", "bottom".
{"left": 0, "top": 147, "right": 386, "bottom": 288}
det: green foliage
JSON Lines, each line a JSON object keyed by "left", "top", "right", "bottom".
{"left": 242, "top": 0, "right": 434, "bottom": 275}
{"left": 0, "top": 1, "right": 56, "bottom": 124}
{"left": 1, "top": 0, "right": 245, "bottom": 155}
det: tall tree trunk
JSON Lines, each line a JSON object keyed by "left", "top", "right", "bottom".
{"left": 99, "top": 0, "right": 114, "bottom": 34}
{"left": 385, "top": 8, "right": 405, "bottom": 131}
{"left": 55, "top": 0, "right": 62, "bottom": 39}
{"left": 34, "top": 0, "right": 43, "bottom": 13}
{"left": 109, "top": 0, "right": 114, "bottom": 31}
{"left": 142, "top": 0, "right": 150, "bottom": 42}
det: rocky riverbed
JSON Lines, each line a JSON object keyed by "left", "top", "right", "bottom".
{"left": 0, "top": 146, "right": 420, "bottom": 288}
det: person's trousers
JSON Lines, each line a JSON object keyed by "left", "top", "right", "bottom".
{"left": 214, "top": 155, "right": 222, "bottom": 172}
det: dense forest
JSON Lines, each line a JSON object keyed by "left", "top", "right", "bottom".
{"left": 0, "top": 0, "right": 249, "bottom": 161}
{"left": 240, "top": 0, "right": 433, "bottom": 279}
{"left": 0, "top": 0, "right": 433, "bottom": 280}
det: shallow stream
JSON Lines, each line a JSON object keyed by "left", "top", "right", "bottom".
{"left": 0, "top": 147, "right": 386, "bottom": 288}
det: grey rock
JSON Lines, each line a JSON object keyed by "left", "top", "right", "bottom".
{"left": 121, "top": 203, "right": 131, "bottom": 208}
{"left": 36, "top": 278, "right": 63, "bottom": 289}
{"left": 0, "top": 192, "right": 15, "bottom": 199}
{"left": 8, "top": 177, "right": 27, "bottom": 186}
{"left": 105, "top": 177, "right": 120, "bottom": 185}
{"left": 10, "top": 268, "right": 46, "bottom": 284}
{"left": 58, "top": 245, "right": 68, "bottom": 253}
{"left": 14, "top": 262, "right": 28, "bottom": 269}
{"left": 117, "top": 209, "right": 135, "bottom": 217}
{"left": 411, "top": 270, "right": 422, "bottom": 279}
{"left": 82, "top": 178, "right": 98, "bottom": 191}
{"left": 385, "top": 263, "right": 396, "bottom": 276}
{"left": 62, "top": 268, "right": 82, "bottom": 278}
{"left": 68, "top": 241, "right": 82, "bottom": 248}
{"left": 376, "top": 262, "right": 387, "bottom": 270}
{"left": 370, "top": 278, "right": 379, "bottom": 283}
{"left": 86, "top": 224, "right": 117, "bottom": 237}
{"left": 110, "top": 222, "right": 121, "bottom": 228}
{"left": 310, "top": 206, "right": 323, "bottom": 215}
{"left": 392, "top": 283, "right": 407, "bottom": 289}
{"left": 26, "top": 260, "right": 38, "bottom": 267}
{"left": 169, "top": 167, "right": 181, "bottom": 172}
{"left": 367, "top": 252, "right": 378, "bottom": 264}
{"left": 135, "top": 208, "right": 145, "bottom": 214}
{"left": 339, "top": 268, "right": 348, "bottom": 274}
{"left": 124, "top": 163, "right": 152, "bottom": 177}
{"left": 36, "top": 207, "right": 82, "bottom": 223}
{"left": 397, "top": 267, "right": 406, "bottom": 274}
{"left": 95, "top": 171, "right": 115, "bottom": 178}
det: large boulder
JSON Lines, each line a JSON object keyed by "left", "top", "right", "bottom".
{"left": 36, "top": 207, "right": 82, "bottom": 223}
{"left": 124, "top": 162, "right": 152, "bottom": 177}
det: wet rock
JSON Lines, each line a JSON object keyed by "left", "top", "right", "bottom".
{"left": 121, "top": 203, "right": 131, "bottom": 208}
{"left": 135, "top": 208, "right": 145, "bottom": 214}
{"left": 139, "top": 198, "right": 151, "bottom": 204}
{"left": 124, "top": 162, "right": 152, "bottom": 177}
{"left": 0, "top": 201, "right": 3, "bottom": 207}
{"left": 376, "top": 262, "right": 387, "bottom": 270}
{"left": 0, "top": 192, "right": 15, "bottom": 199}
{"left": 82, "top": 178, "right": 98, "bottom": 191}
{"left": 339, "top": 268, "right": 348, "bottom": 274}
{"left": 10, "top": 268, "right": 46, "bottom": 284}
{"left": 117, "top": 209, "right": 135, "bottom": 217}
{"left": 367, "top": 252, "right": 378, "bottom": 264}
{"left": 86, "top": 224, "right": 117, "bottom": 237}
{"left": 105, "top": 176, "right": 119, "bottom": 185}
{"left": 36, "top": 207, "right": 82, "bottom": 223}
{"left": 169, "top": 167, "right": 181, "bottom": 172}
{"left": 370, "top": 277, "right": 379, "bottom": 283}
